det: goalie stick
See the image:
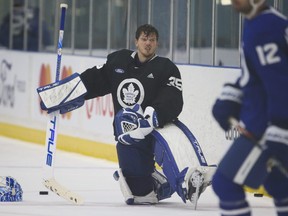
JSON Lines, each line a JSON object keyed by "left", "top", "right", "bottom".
{"left": 42, "top": 3, "right": 83, "bottom": 204}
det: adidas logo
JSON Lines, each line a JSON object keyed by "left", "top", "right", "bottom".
{"left": 147, "top": 73, "right": 154, "bottom": 79}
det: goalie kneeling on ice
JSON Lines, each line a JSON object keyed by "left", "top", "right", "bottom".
{"left": 113, "top": 109, "right": 216, "bottom": 206}
{"left": 0, "top": 176, "right": 23, "bottom": 202}
{"left": 152, "top": 120, "right": 217, "bottom": 204}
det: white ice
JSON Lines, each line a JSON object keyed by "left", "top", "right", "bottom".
{"left": 0, "top": 136, "right": 276, "bottom": 216}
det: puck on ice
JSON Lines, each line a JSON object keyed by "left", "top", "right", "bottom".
{"left": 254, "top": 193, "right": 263, "bottom": 197}
{"left": 39, "top": 191, "right": 49, "bottom": 195}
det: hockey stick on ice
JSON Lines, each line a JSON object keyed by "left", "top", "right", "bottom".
{"left": 42, "top": 3, "right": 83, "bottom": 204}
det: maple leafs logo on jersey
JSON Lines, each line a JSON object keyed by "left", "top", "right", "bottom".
{"left": 117, "top": 78, "right": 144, "bottom": 108}
{"left": 122, "top": 83, "right": 139, "bottom": 104}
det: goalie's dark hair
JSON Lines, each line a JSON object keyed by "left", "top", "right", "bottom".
{"left": 135, "top": 24, "right": 159, "bottom": 41}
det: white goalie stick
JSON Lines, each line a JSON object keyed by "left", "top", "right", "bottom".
{"left": 42, "top": 3, "right": 83, "bottom": 204}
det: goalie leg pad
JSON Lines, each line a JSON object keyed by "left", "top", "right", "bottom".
{"left": 153, "top": 132, "right": 188, "bottom": 202}
{"left": 0, "top": 176, "right": 23, "bottom": 202}
{"left": 152, "top": 120, "right": 216, "bottom": 204}
{"left": 116, "top": 137, "right": 155, "bottom": 179}
{"left": 113, "top": 169, "right": 134, "bottom": 204}
{"left": 113, "top": 169, "right": 158, "bottom": 205}
{"left": 115, "top": 137, "right": 157, "bottom": 202}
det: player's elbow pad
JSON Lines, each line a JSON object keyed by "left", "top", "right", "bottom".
{"left": 37, "top": 73, "right": 87, "bottom": 114}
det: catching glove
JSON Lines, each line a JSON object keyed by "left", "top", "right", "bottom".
{"left": 37, "top": 73, "right": 87, "bottom": 114}
{"left": 212, "top": 83, "right": 243, "bottom": 131}
{"left": 115, "top": 104, "right": 159, "bottom": 145}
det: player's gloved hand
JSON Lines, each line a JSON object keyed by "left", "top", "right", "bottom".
{"left": 115, "top": 104, "right": 159, "bottom": 145}
{"left": 264, "top": 124, "right": 288, "bottom": 154}
{"left": 37, "top": 73, "right": 87, "bottom": 114}
{"left": 212, "top": 83, "right": 243, "bottom": 131}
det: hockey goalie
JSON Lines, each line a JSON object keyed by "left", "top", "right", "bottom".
{"left": 37, "top": 23, "right": 218, "bottom": 207}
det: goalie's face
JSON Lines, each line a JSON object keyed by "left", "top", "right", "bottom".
{"left": 135, "top": 32, "right": 158, "bottom": 63}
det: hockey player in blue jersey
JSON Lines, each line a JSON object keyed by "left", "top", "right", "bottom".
{"left": 212, "top": 0, "right": 288, "bottom": 216}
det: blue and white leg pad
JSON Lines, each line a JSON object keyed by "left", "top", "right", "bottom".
{"left": 152, "top": 120, "right": 217, "bottom": 203}
{"left": 113, "top": 169, "right": 158, "bottom": 205}
{"left": 37, "top": 73, "right": 87, "bottom": 114}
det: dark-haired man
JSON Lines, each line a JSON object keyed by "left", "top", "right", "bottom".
{"left": 38, "top": 24, "right": 214, "bottom": 205}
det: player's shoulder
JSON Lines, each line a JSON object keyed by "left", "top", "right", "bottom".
{"left": 108, "top": 49, "right": 133, "bottom": 59}
{"left": 153, "top": 55, "right": 177, "bottom": 69}
{"left": 244, "top": 7, "right": 288, "bottom": 41}
{"left": 258, "top": 7, "right": 288, "bottom": 27}
{"left": 265, "top": 7, "right": 288, "bottom": 20}
{"left": 107, "top": 49, "right": 133, "bottom": 65}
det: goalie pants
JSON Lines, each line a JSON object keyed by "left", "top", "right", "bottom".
{"left": 116, "top": 134, "right": 155, "bottom": 196}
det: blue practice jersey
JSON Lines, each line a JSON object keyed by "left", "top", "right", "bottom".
{"left": 240, "top": 7, "right": 288, "bottom": 132}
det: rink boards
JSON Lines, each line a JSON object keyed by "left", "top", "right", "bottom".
{"left": 0, "top": 50, "right": 238, "bottom": 165}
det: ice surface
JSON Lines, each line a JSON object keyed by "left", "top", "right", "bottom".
{"left": 0, "top": 136, "right": 275, "bottom": 216}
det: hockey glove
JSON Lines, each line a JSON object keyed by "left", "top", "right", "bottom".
{"left": 265, "top": 124, "right": 288, "bottom": 155}
{"left": 115, "top": 104, "right": 159, "bottom": 145}
{"left": 37, "top": 73, "right": 87, "bottom": 114}
{"left": 212, "top": 83, "right": 243, "bottom": 131}
{"left": 263, "top": 124, "right": 288, "bottom": 182}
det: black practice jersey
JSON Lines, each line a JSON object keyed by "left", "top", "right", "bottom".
{"left": 80, "top": 49, "right": 183, "bottom": 127}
